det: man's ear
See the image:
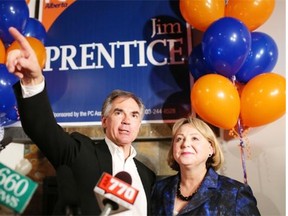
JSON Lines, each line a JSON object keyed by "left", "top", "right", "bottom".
{"left": 101, "top": 117, "right": 107, "bottom": 128}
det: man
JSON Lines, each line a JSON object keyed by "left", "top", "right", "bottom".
{"left": 6, "top": 27, "right": 155, "bottom": 215}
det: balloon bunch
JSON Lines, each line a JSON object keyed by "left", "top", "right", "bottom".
{"left": 181, "top": 0, "right": 285, "bottom": 183}
{"left": 0, "top": 0, "right": 47, "bottom": 128}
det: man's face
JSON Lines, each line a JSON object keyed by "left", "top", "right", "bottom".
{"left": 101, "top": 97, "right": 142, "bottom": 146}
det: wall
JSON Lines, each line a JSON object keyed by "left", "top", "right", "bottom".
{"left": 220, "top": 1, "right": 286, "bottom": 215}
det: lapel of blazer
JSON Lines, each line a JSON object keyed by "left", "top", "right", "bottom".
{"left": 134, "top": 160, "right": 148, "bottom": 200}
{"left": 163, "top": 175, "right": 179, "bottom": 215}
{"left": 180, "top": 168, "right": 218, "bottom": 214}
{"left": 134, "top": 159, "right": 147, "bottom": 186}
{"left": 94, "top": 140, "right": 113, "bottom": 175}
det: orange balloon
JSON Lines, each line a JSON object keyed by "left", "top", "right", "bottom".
{"left": 226, "top": 118, "right": 268, "bottom": 140}
{"left": 0, "top": 39, "right": 5, "bottom": 64}
{"left": 235, "top": 81, "right": 245, "bottom": 97}
{"left": 7, "top": 37, "right": 46, "bottom": 69}
{"left": 180, "top": 0, "right": 225, "bottom": 32}
{"left": 225, "top": 0, "right": 275, "bottom": 31}
{"left": 241, "top": 73, "right": 286, "bottom": 127}
{"left": 191, "top": 74, "right": 240, "bottom": 129}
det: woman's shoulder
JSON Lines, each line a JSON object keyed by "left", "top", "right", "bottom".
{"left": 217, "top": 173, "right": 251, "bottom": 190}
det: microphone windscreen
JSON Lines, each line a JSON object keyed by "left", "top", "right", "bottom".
{"left": 114, "top": 171, "right": 132, "bottom": 185}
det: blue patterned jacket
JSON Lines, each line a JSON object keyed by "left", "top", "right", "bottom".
{"left": 151, "top": 168, "right": 260, "bottom": 216}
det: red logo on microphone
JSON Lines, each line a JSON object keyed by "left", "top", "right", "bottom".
{"left": 97, "top": 173, "right": 139, "bottom": 204}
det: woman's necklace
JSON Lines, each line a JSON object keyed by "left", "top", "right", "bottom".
{"left": 176, "top": 180, "right": 200, "bottom": 201}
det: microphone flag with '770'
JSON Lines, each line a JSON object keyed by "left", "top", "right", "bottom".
{"left": 0, "top": 162, "right": 38, "bottom": 214}
{"left": 94, "top": 172, "right": 139, "bottom": 215}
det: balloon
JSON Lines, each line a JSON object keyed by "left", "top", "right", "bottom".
{"left": 0, "top": 39, "right": 5, "bottom": 63}
{"left": 0, "top": 64, "right": 18, "bottom": 126}
{"left": 202, "top": 17, "right": 251, "bottom": 78}
{"left": 0, "top": 0, "right": 29, "bottom": 45}
{"left": 23, "top": 18, "right": 47, "bottom": 44}
{"left": 241, "top": 73, "right": 286, "bottom": 127}
{"left": 234, "top": 81, "right": 245, "bottom": 97}
{"left": 179, "top": 0, "right": 225, "bottom": 32}
{"left": 0, "top": 63, "right": 18, "bottom": 111}
{"left": 7, "top": 37, "right": 46, "bottom": 69}
{"left": 226, "top": 0, "right": 275, "bottom": 31}
{"left": 191, "top": 74, "right": 240, "bottom": 129}
{"left": 236, "top": 32, "right": 278, "bottom": 83}
{"left": 188, "top": 43, "right": 214, "bottom": 81}
{"left": 227, "top": 121, "right": 267, "bottom": 141}
{"left": 5, "top": 106, "right": 19, "bottom": 121}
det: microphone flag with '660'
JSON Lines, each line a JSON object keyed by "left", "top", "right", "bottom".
{"left": 0, "top": 162, "right": 38, "bottom": 214}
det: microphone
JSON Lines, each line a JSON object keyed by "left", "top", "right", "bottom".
{"left": 94, "top": 171, "right": 139, "bottom": 216}
{"left": 114, "top": 171, "right": 132, "bottom": 185}
{"left": 56, "top": 165, "right": 82, "bottom": 216}
{"left": 0, "top": 162, "right": 38, "bottom": 214}
{"left": 0, "top": 136, "right": 12, "bottom": 152}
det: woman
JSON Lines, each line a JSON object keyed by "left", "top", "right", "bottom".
{"left": 151, "top": 116, "right": 260, "bottom": 216}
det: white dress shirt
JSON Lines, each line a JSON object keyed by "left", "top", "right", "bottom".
{"left": 21, "top": 80, "right": 45, "bottom": 98}
{"left": 105, "top": 137, "right": 147, "bottom": 216}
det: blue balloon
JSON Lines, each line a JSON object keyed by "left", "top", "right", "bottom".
{"left": 0, "top": 0, "right": 29, "bottom": 46}
{"left": 236, "top": 32, "right": 278, "bottom": 83}
{"left": 5, "top": 106, "right": 18, "bottom": 120}
{"left": 189, "top": 43, "right": 214, "bottom": 80}
{"left": 0, "top": 64, "right": 18, "bottom": 126}
{"left": 23, "top": 17, "right": 47, "bottom": 44}
{"left": 0, "top": 64, "right": 18, "bottom": 113}
{"left": 0, "top": 105, "right": 18, "bottom": 126}
{"left": 202, "top": 17, "right": 251, "bottom": 78}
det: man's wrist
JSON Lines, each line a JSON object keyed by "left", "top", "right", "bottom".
{"left": 20, "top": 75, "right": 45, "bottom": 86}
{"left": 21, "top": 76, "right": 45, "bottom": 98}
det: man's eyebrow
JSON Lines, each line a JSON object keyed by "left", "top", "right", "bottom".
{"left": 113, "top": 108, "right": 123, "bottom": 113}
{"left": 112, "top": 108, "right": 140, "bottom": 115}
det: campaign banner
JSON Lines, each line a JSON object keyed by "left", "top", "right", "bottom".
{"left": 40, "top": 0, "right": 192, "bottom": 125}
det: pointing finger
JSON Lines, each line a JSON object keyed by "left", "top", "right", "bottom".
{"left": 8, "top": 27, "right": 34, "bottom": 57}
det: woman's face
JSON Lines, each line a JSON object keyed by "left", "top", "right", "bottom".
{"left": 173, "top": 124, "right": 214, "bottom": 169}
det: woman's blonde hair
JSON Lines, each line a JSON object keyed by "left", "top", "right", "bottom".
{"left": 167, "top": 116, "right": 224, "bottom": 171}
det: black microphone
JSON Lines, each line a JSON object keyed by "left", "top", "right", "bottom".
{"left": 94, "top": 171, "right": 139, "bottom": 216}
{"left": 115, "top": 171, "right": 132, "bottom": 184}
{"left": 0, "top": 136, "right": 12, "bottom": 151}
{"left": 56, "top": 165, "right": 82, "bottom": 216}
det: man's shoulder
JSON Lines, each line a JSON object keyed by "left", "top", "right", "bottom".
{"left": 70, "top": 132, "right": 106, "bottom": 148}
{"left": 71, "top": 132, "right": 93, "bottom": 142}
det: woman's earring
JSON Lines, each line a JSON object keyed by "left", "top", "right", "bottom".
{"left": 208, "top": 153, "right": 212, "bottom": 157}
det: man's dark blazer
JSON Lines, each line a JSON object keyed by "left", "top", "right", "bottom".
{"left": 13, "top": 82, "right": 156, "bottom": 215}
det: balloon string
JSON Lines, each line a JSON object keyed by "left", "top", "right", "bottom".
{"left": 237, "top": 118, "right": 248, "bottom": 184}
{"left": 231, "top": 75, "right": 236, "bottom": 85}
